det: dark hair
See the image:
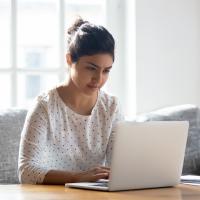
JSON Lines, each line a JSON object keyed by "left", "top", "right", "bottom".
{"left": 67, "top": 17, "right": 115, "bottom": 63}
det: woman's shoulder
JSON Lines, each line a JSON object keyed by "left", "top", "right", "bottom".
{"left": 98, "top": 90, "right": 120, "bottom": 109}
{"left": 28, "top": 88, "right": 58, "bottom": 113}
{"left": 36, "top": 88, "right": 58, "bottom": 104}
{"left": 98, "top": 90, "right": 124, "bottom": 121}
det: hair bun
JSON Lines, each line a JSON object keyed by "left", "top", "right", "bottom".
{"left": 67, "top": 17, "right": 88, "bottom": 35}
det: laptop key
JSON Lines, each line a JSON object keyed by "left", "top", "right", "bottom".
{"left": 94, "top": 182, "right": 108, "bottom": 187}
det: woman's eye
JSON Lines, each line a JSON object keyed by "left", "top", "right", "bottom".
{"left": 104, "top": 69, "right": 110, "bottom": 73}
{"left": 87, "top": 66, "right": 96, "bottom": 71}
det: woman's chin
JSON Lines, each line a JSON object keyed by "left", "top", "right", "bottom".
{"left": 84, "top": 86, "right": 99, "bottom": 95}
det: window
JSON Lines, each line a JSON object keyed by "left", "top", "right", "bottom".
{"left": 0, "top": 0, "right": 136, "bottom": 118}
{"left": 0, "top": 0, "right": 106, "bottom": 108}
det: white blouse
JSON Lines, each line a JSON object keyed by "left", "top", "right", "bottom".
{"left": 18, "top": 88, "right": 124, "bottom": 184}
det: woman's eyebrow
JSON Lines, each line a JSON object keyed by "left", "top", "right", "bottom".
{"left": 86, "top": 62, "right": 112, "bottom": 69}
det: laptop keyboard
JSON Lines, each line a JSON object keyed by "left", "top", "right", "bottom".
{"left": 94, "top": 182, "right": 108, "bottom": 187}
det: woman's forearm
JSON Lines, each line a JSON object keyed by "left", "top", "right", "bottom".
{"left": 43, "top": 170, "right": 77, "bottom": 185}
{"left": 43, "top": 166, "right": 110, "bottom": 185}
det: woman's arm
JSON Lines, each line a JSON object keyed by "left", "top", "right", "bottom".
{"left": 18, "top": 100, "right": 50, "bottom": 184}
{"left": 105, "top": 97, "right": 125, "bottom": 167}
{"left": 43, "top": 166, "right": 110, "bottom": 184}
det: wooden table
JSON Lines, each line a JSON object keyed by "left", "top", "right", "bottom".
{"left": 0, "top": 184, "right": 200, "bottom": 200}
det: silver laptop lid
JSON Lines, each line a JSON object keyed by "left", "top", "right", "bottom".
{"left": 108, "top": 121, "right": 189, "bottom": 191}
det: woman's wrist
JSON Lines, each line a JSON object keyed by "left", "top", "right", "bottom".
{"left": 43, "top": 170, "right": 79, "bottom": 184}
{"left": 69, "top": 171, "right": 81, "bottom": 183}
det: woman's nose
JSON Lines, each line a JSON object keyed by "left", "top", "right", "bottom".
{"left": 93, "top": 72, "right": 102, "bottom": 83}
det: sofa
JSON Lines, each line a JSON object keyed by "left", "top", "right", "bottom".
{"left": 0, "top": 104, "right": 200, "bottom": 184}
{"left": 0, "top": 108, "right": 27, "bottom": 184}
{"left": 136, "top": 104, "right": 200, "bottom": 175}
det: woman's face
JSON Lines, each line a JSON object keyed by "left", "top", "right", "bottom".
{"left": 68, "top": 53, "right": 113, "bottom": 96}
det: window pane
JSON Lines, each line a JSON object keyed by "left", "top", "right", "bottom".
{"left": 65, "top": 0, "right": 106, "bottom": 27}
{"left": 0, "top": 74, "right": 11, "bottom": 107}
{"left": 0, "top": 0, "right": 11, "bottom": 68}
{"left": 17, "top": 73, "right": 59, "bottom": 107}
{"left": 17, "top": 0, "right": 59, "bottom": 69}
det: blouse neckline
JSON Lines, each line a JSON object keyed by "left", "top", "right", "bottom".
{"left": 54, "top": 88, "right": 100, "bottom": 119}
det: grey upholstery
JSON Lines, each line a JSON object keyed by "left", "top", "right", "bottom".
{"left": 136, "top": 104, "right": 200, "bottom": 175}
{"left": 0, "top": 108, "right": 27, "bottom": 184}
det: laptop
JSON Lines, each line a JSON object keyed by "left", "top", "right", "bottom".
{"left": 65, "top": 121, "right": 189, "bottom": 191}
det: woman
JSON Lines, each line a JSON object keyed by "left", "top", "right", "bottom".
{"left": 18, "top": 18, "right": 124, "bottom": 184}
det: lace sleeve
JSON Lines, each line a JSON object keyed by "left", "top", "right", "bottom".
{"left": 105, "top": 97, "right": 124, "bottom": 167}
{"left": 18, "top": 99, "right": 49, "bottom": 184}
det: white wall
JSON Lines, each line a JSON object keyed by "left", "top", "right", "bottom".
{"left": 106, "top": 0, "right": 136, "bottom": 119}
{"left": 136, "top": 0, "right": 200, "bottom": 114}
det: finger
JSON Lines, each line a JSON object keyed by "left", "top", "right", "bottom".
{"left": 92, "top": 173, "right": 109, "bottom": 181}
{"left": 97, "top": 166, "right": 110, "bottom": 170}
{"left": 95, "top": 168, "right": 110, "bottom": 174}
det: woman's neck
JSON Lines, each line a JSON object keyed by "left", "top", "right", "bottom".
{"left": 56, "top": 80, "right": 98, "bottom": 115}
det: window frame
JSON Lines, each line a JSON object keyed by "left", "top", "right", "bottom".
{"left": 0, "top": 0, "right": 136, "bottom": 118}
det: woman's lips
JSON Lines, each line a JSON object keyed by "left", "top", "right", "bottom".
{"left": 87, "top": 84, "right": 98, "bottom": 89}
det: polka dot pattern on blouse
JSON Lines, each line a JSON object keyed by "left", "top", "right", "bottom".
{"left": 18, "top": 88, "right": 124, "bottom": 184}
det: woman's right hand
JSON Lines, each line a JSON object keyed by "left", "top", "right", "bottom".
{"left": 74, "top": 166, "right": 110, "bottom": 182}
{"left": 43, "top": 166, "right": 110, "bottom": 184}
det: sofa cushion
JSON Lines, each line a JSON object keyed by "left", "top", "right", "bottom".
{"left": 0, "top": 108, "right": 27, "bottom": 184}
{"left": 136, "top": 104, "right": 200, "bottom": 175}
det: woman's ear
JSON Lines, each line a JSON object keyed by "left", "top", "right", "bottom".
{"left": 66, "top": 54, "right": 73, "bottom": 66}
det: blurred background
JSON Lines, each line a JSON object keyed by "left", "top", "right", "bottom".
{"left": 0, "top": 0, "right": 200, "bottom": 119}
